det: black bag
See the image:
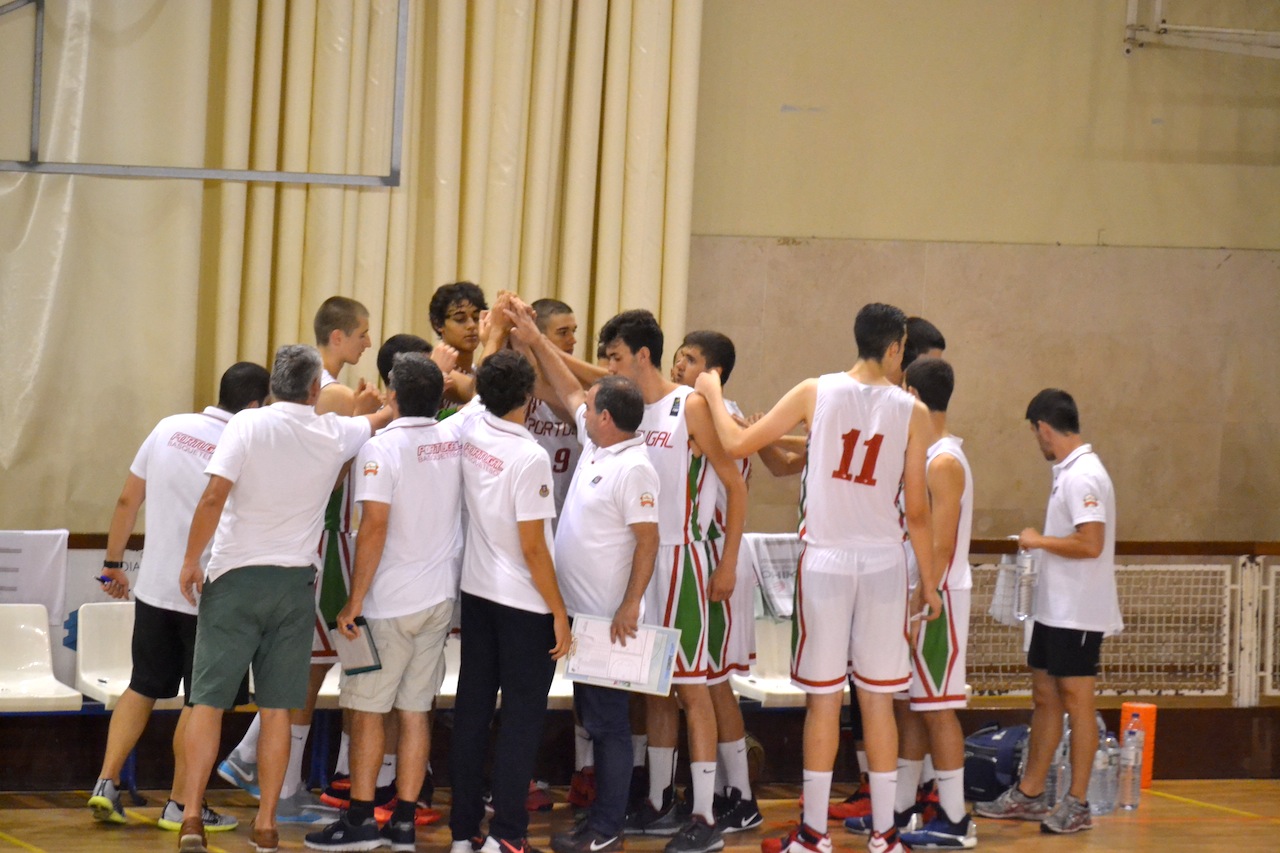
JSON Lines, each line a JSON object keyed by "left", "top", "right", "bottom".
{"left": 963, "top": 723, "right": 1030, "bottom": 801}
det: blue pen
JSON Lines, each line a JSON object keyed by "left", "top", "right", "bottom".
{"left": 96, "top": 575, "right": 113, "bottom": 584}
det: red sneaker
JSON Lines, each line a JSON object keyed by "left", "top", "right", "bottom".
{"left": 827, "top": 774, "right": 871, "bottom": 821}
{"left": 568, "top": 768, "right": 597, "bottom": 809}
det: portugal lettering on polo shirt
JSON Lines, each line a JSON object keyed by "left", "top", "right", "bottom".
{"left": 418, "top": 440, "right": 462, "bottom": 463}
{"left": 463, "top": 441, "right": 504, "bottom": 475}
{"left": 167, "top": 431, "right": 217, "bottom": 461}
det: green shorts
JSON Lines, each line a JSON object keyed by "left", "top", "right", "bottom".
{"left": 190, "top": 565, "right": 316, "bottom": 710}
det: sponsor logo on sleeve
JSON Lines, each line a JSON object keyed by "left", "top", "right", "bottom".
{"left": 590, "top": 475, "right": 603, "bottom": 486}
{"left": 363, "top": 461, "right": 380, "bottom": 477}
{"left": 539, "top": 484, "right": 550, "bottom": 497}
{"left": 640, "top": 492, "right": 655, "bottom": 507}
{"left": 1083, "top": 493, "right": 1099, "bottom": 508}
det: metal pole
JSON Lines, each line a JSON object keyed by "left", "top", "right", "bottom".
{"left": 0, "top": 0, "right": 37, "bottom": 18}
{"left": 0, "top": 160, "right": 394, "bottom": 186}
{"left": 387, "top": 0, "right": 410, "bottom": 187}
{"left": 28, "top": 0, "right": 44, "bottom": 164}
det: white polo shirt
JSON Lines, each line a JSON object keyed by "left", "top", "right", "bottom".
{"left": 204, "top": 402, "right": 373, "bottom": 582}
{"left": 129, "top": 407, "right": 231, "bottom": 615}
{"left": 353, "top": 416, "right": 465, "bottom": 619}
{"left": 1033, "top": 444, "right": 1123, "bottom": 636}
{"left": 459, "top": 410, "right": 557, "bottom": 614}
{"left": 554, "top": 405, "right": 660, "bottom": 618}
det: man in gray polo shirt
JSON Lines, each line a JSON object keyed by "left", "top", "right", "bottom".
{"left": 175, "top": 345, "right": 391, "bottom": 853}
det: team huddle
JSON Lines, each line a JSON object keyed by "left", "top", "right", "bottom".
{"left": 87, "top": 285, "right": 1121, "bottom": 853}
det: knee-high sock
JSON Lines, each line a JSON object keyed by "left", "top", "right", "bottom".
{"left": 647, "top": 746, "right": 676, "bottom": 808}
{"left": 802, "top": 769, "right": 832, "bottom": 833}
{"left": 690, "top": 761, "right": 716, "bottom": 823}
{"left": 575, "top": 725, "right": 593, "bottom": 771}
{"left": 334, "top": 731, "right": 351, "bottom": 777}
{"left": 869, "top": 770, "right": 898, "bottom": 836}
{"left": 718, "top": 738, "right": 751, "bottom": 798}
{"left": 376, "top": 754, "right": 397, "bottom": 788}
{"left": 895, "top": 758, "right": 923, "bottom": 813}
{"left": 936, "top": 767, "right": 965, "bottom": 824}
{"left": 280, "top": 724, "right": 311, "bottom": 800}
{"left": 234, "top": 714, "right": 263, "bottom": 764}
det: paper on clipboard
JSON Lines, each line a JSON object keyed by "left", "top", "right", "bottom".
{"left": 326, "top": 616, "right": 383, "bottom": 676}
{"left": 565, "top": 614, "right": 679, "bottom": 696}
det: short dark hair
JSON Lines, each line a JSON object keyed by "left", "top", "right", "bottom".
{"left": 217, "top": 362, "right": 270, "bottom": 413}
{"left": 531, "top": 298, "right": 574, "bottom": 333}
{"left": 313, "top": 296, "right": 368, "bottom": 346}
{"left": 475, "top": 349, "right": 535, "bottom": 417}
{"left": 904, "top": 358, "right": 954, "bottom": 413}
{"left": 428, "top": 282, "right": 488, "bottom": 334}
{"left": 853, "top": 303, "right": 908, "bottom": 361}
{"left": 390, "top": 353, "right": 444, "bottom": 419}
{"left": 592, "top": 376, "right": 644, "bottom": 433}
{"left": 377, "top": 334, "right": 431, "bottom": 384}
{"left": 902, "top": 316, "right": 946, "bottom": 371}
{"left": 1025, "top": 388, "right": 1080, "bottom": 434}
{"left": 596, "top": 340, "right": 607, "bottom": 361}
{"left": 599, "top": 309, "right": 664, "bottom": 368}
{"left": 681, "top": 330, "right": 736, "bottom": 385}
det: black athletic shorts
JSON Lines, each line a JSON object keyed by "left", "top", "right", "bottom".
{"left": 130, "top": 598, "right": 249, "bottom": 706}
{"left": 1027, "top": 620, "right": 1103, "bottom": 678}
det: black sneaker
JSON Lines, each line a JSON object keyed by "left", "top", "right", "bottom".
{"left": 303, "top": 814, "right": 382, "bottom": 851}
{"left": 551, "top": 822, "right": 624, "bottom": 853}
{"left": 663, "top": 816, "right": 724, "bottom": 853}
{"left": 713, "top": 787, "right": 762, "bottom": 834}
{"left": 624, "top": 787, "right": 681, "bottom": 836}
{"left": 381, "top": 819, "right": 417, "bottom": 852}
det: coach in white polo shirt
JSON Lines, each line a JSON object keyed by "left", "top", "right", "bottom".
{"left": 305, "top": 353, "right": 463, "bottom": 852}
{"left": 174, "top": 344, "right": 391, "bottom": 853}
{"left": 449, "top": 348, "right": 571, "bottom": 853}
{"left": 976, "top": 388, "right": 1121, "bottom": 835}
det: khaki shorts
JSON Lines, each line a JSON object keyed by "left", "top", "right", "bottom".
{"left": 191, "top": 565, "right": 315, "bottom": 710}
{"left": 339, "top": 599, "right": 454, "bottom": 713}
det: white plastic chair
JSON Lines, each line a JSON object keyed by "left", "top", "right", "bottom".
{"left": 730, "top": 615, "right": 849, "bottom": 708}
{"left": 75, "top": 601, "right": 185, "bottom": 711}
{"left": 315, "top": 663, "right": 342, "bottom": 710}
{"left": 0, "top": 603, "right": 82, "bottom": 712}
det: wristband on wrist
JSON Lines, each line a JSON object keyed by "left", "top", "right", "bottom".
{"left": 102, "top": 560, "right": 125, "bottom": 569}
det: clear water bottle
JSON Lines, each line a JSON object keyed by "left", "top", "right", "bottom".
{"left": 1087, "top": 712, "right": 1115, "bottom": 814}
{"left": 1045, "top": 712, "right": 1071, "bottom": 808}
{"left": 1105, "top": 732, "right": 1121, "bottom": 810}
{"left": 1117, "top": 712, "right": 1145, "bottom": 810}
{"left": 1014, "top": 548, "right": 1036, "bottom": 621}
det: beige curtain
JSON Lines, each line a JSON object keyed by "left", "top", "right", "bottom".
{"left": 0, "top": 0, "right": 702, "bottom": 531}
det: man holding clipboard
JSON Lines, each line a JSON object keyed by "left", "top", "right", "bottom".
{"left": 509, "top": 306, "right": 661, "bottom": 853}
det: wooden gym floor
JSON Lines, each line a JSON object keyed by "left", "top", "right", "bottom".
{"left": 1, "top": 780, "right": 1277, "bottom": 852}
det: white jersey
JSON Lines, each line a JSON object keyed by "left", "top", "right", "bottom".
{"left": 524, "top": 398, "right": 581, "bottom": 519}
{"left": 639, "top": 385, "right": 720, "bottom": 546}
{"left": 320, "top": 368, "right": 338, "bottom": 389}
{"left": 129, "top": 407, "right": 231, "bottom": 615}
{"left": 801, "top": 373, "right": 915, "bottom": 548}
{"left": 353, "top": 416, "right": 465, "bottom": 619}
{"left": 928, "top": 435, "right": 973, "bottom": 591}
{"left": 711, "top": 399, "right": 751, "bottom": 537}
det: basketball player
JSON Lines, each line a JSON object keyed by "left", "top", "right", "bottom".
{"left": 430, "top": 282, "right": 488, "bottom": 411}
{"left": 524, "top": 299, "right": 583, "bottom": 518}
{"left": 694, "top": 302, "right": 938, "bottom": 853}
{"left": 88, "top": 363, "right": 268, "bottom": 835}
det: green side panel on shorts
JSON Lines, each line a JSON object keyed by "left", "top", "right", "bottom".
{"left": 324, "top": 486, "right": 343, "bottom": 531}
{"left": 921, "top": 600, "right": 952, "bottom": 687}
{"left": 675, "top": 547, "right": 705, "bottom": 663}
{"left": 707, "top": 600, "right": 727, "bottom": 669}
{"left": 317, "top": 529, "right": 349, "bottom": 623}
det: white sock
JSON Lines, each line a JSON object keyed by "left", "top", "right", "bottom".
{"left": 718, "top": 738, "right": 751, "bottom": 799}
{"left": 690, "top": 761, "right": 716, "bottom": 823}
{"left": 868, "top": 770, "right": 898, "bottom": 836}
{"left": 647, "top": 746, "right": 676, "bottom": 808}
{"left": 936, "top": 768, "right": 965, "bottom": 824}
{"left": 280, "top": 724, "right": 310, "bottom": 800}
{"left": 235, "top": 714, "right": 262, "bottom": 764}
{"left": 632, "top": 734, "right": 648, "bottom": 767}
{"left": 921, "top": 754, "right": 936, "bottom": 784}
{"left": 801, "top": 769, "right": 832, "bottom": 834}
{"left": 376, "top": 754, "right": 397, "bottom": 788}
{"left": 856, "top": 749, "right": 869, "bottom": 776}
{"left": 575, "top": 725, "right": 593, "bottom": 770}
{"left": 335, "top": 732, "right": 351, "bottom": 776}
{"left": 895, "top": 758, "right": 923, "bottom": 813}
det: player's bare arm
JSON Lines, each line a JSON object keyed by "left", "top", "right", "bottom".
{"left": 612, "top": 521, "right": 660, "bottom": 646}
{"left": 748, "top": 414, "right": 807, "bottom": 477}
{"left": 904, "top": 400, "right": 941, "bottom": 620}
{"left": 694, "top": 370, "right": 816, "bottom": 460}
{"left": 101, "top": 473, "right": 146, "bottom": 599}
{"left": 1018, "top": 521, "right": 1105, "bottom": 560}
{"left": 335, "top": 500, "right": 389, "bottom": 640}
{"left": 508, "top": 307, "right": 588, "bottom": 417}
{"left": 926, "top": 453, "right": 966, "bottom": 591}
{"left": 178, "top": 474, "right": 233, "bottom": 605}
{"left": 518, "top": 518, "right": 572, "bottom": 660}
{"left": 685, "top": 392, "right": 747, "bottom": 602}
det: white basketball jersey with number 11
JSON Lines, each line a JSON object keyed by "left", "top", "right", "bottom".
{"left": 801, "top": 373, "right": 915, "bottom": 548}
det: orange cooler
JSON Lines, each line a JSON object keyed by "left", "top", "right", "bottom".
{"left": 1121, "top": 701, "right": 1157, "bottom": 788}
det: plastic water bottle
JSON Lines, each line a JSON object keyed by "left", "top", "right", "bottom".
{"left": 1087, "top": 712, "right": 1115, "bottom": 814}
{"left": 1014, "top": 548, "right": 1036, "bottom": 621}
{"left": 1105, "top": 732, "right": 1121, "bottom": 810}
{"left": 1117, "top": 712, "right": 1145, "bottom": 810}
{"left": 1045, "top": 713, "right": 1071, "bottom": 808}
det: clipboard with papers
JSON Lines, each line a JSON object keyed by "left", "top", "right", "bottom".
{"left": 564, "top": 614, "right": 680, "bottom": 696}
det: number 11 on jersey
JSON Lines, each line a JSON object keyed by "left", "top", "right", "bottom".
{"left": 831, "top": 428, "right": 883, "bottom": 486}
